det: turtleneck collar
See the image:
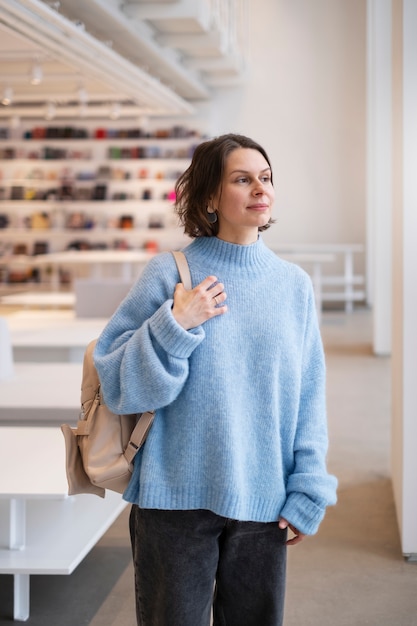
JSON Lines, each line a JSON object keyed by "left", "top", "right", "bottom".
{"left": 185, "top": 236, "right": 275, "bottom": 275}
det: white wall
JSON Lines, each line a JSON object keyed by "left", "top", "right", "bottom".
{"left": 391, "top": 0, "right": 417, "bottom": 558}
{"left": 190, "top": 0, "right": 367, "bottom": 254}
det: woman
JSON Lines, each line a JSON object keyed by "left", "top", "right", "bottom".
{"left": 94, "top": 133, "right": 338, "bottom": 626}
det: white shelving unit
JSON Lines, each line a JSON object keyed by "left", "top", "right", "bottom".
{"left": 0, "top": 135, "right": 199, "bottom": 262}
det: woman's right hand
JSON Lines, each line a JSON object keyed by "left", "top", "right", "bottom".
{"left": 172, "top": 275, "right": 228, "bottom": 330}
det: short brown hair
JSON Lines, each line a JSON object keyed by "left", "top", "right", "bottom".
{"left": 174, "top": 133, "right": 274, "bottom": 238}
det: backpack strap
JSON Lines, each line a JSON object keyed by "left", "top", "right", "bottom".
{"left": 124, "top": 251, "right": 192, "bottom": 465}
{"left": 172, "top": 250, "right": 192, "bottom": 290}
{"left": 125, "top": 410, "right": 155, "bottom": 464}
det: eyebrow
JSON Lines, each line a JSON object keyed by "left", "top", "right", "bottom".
{"left": 229, "top": 167, "right": 271, "bottom": 175}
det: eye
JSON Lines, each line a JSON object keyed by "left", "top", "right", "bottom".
{"left": 260, "top": 175, "right": 271, "bottom": 183}
{"left": 236, "top": 176, "right": 249, "bottom": 184}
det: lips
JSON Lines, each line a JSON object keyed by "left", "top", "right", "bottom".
{"left": 248, "top": 203, "right": 269, "bottom": 210}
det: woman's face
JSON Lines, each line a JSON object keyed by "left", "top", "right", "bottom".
{"left": 212, "top": 148, "right": 275, "bottom": 245}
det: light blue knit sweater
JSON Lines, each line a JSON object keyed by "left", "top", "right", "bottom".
{"left": 94, "top": 236, "right": 337, "bottom": 535}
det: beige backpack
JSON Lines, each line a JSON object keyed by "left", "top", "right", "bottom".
{"left": 61, "top": 251, "right": 191, "bottom": 497}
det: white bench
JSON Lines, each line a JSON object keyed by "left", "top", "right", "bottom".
{"left": 0, "top": 426, "right": 127, "bottom": 621}
{"left": 275, "top": 244, "right": 365, "bottom": 312}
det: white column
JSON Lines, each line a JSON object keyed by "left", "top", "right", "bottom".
{"left": 391, "top": 0, "right": 417, "bottom": 558}
{"left": 367, "top": 0, "right": 392, "bottom": 355}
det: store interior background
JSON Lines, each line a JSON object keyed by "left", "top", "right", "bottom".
{"left": 0, "top": 0, "right": 367, "bottom": 250}
{"left": 1, "top": 0, "right": 417, "bottom": 623}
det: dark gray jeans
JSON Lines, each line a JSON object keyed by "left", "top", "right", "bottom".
{"left": 129, "top": 505, "right": 287, "bottom": 626}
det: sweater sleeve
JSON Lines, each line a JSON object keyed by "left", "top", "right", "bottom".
{"left": 93, "top": 255, "right": 205, "bottom": 415}
{"left": 280, "top": 282, "right": 338, "bottom": 535}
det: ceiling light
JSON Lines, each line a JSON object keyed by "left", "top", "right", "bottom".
{"left": 30, "top": 63, "right": 43, "bottom": 85}
{"left": 1, "top": 86, "right": 13, "bottom": 106}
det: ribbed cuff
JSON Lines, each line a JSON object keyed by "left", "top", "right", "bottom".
{"left": 279, "top": 491, "right": 326, "bottom": 536}
{"left": 149, "top": 299, "right": 205, "bottom": 358}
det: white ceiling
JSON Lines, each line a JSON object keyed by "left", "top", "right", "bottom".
{"left": 0, "top": 0, "right": 248, "bottom": 120}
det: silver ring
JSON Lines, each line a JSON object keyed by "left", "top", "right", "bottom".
{"left": 213, "top": 295, "right": 219, "bottom": 305}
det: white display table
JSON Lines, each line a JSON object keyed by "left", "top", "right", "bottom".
{"left": 7, "top": 310, "right": 107, "bottom": 362}
{"left": 0, "top": 316, "right": 14, "bottom": 380}
{"left": 0, "top": 292, "right": 75, "bottom": 309}
{"left": 0, "top": 427, "right": 126, "bottom": 621}
{"left": 0, "top": 362, "right": 82, "bottom": 424}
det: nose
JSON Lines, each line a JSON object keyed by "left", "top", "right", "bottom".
{"left": 252, "top": 180, "right": 264, "bottom": 195}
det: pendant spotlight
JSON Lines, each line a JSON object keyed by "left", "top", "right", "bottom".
{"left": 30, "top": 63, "right": 43, "bottom": 85}
{"left": 1, "top": 86, "right": 13, "bottom": 106}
